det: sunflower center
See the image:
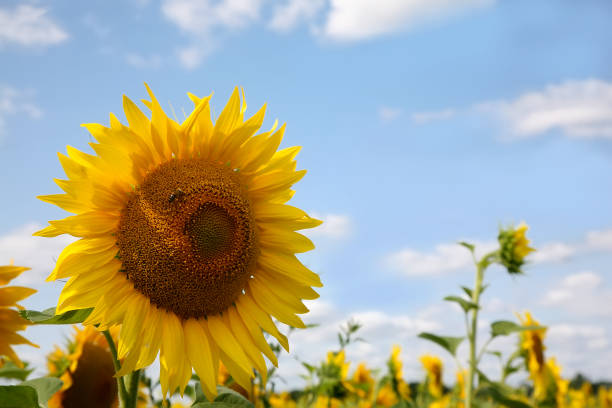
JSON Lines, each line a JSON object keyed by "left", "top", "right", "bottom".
{"left": 116, "top": 158, "right": 257, "bottom": 319}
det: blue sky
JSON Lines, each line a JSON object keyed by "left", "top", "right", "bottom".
{"left": 1, "top": 0, "right": 611, "bottom": 390}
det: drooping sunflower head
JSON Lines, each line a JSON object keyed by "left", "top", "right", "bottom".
{"left": 388, "top": 345, "right": 403, "bottom": 382}
{"left": 47, "top": 325, "right": 120, "bottom": 408}
{"left": 517, "top": 311, "right": 548, "bottom": 399}
{"left": 36, "top": 85, "right": 322, "bottom": 400}
{"left": 419, "top": 354, "right": 443, "bottom": 398}
{"left": 498, "top": 221, "right": 535, "bottom": 274}
{"left": 0, "top": 264, "right": 38, "bottom": 367}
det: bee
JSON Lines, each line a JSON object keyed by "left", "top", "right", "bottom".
{"left": 168, "top": 188, "right": 185, "bottom": 203}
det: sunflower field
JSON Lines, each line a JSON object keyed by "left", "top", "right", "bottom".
{"left": 1, "top": 2, "right": 611, "bottom": 407}
{"left": 0, "top": 86, "right": 610, "bottom": 408}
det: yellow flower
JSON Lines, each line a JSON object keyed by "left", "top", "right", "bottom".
{"left": 35, "top": 86, "right": 322, "bottom": 399}
{"left": 598, "top": 386, "right": 612, "bottom": 408}
{"left": 547, "top": 358, "right": 568, "bottom": 408}
{"left": 48, "top": 325, "right": 121, "bottom": 408}
{"left": 498, "top": 222, "right": 535, "bottom": 274}
{"left": 327, "top": 350, "right": 350, "bottom": 380}
{"left": 315, "top": 395, "right": 341, "bottom": 408}
{"left": 0, "top": 264, "right": 38, "bottom": 367}
{"left": 388, "top": 345, "right": 403, "bottom": 382}
{"left": 269, "top": 392, "right": 296, "bottom": 408}
{"left": 375, "top": 385, "right": 398, "bottom": 408}
{"left": 420, "top": 354, "right": 443, "bottom": 398}
{"left": 517, "top": 311, "right": 547, "bottom": 400}
{"left": 429, "top": 394, "right": 451, "bottom": 408}
{"left": 351, "top": 363, "right": 374, "bottom": 398}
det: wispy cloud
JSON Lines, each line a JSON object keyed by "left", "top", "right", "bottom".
{"left": 305, "top": 213, "right": 353, "bottom": 240}
{"left": 321, "top": 0, "right": 495, "bottom": 42}
{"left": 125, "top": 52, "right": 163, "bottom": 69}
{"left": 385, "top": 227, "right": 612, "bottom": 277}
{"left": 378, "top": 106, "right": 403, "bottom": 122}
{"left": 269, "top": 0, "right": 325, "bottom": 33}
{"left": 0, "top": 5, "right": 68, "bottom": 48}
{"left": 0, "top": 85, "right": 42, "bottom": 138}
{"left": 161, "top": 0, "right": 263, "bottom": 68}
{"left": 0, "top": 222, "right": 75, "bottom": 285}
{"left": 412, "top": 79, "right": 612, "bottom": 140}
{"left": 542, "top": 271, "right": 612, "bottom": 317}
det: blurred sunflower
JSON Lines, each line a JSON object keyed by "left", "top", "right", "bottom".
{"left": 351, "top": 362, "right": 375, "bottom": 399}
{"left": 387, "top": 346, "right": 410, "bottom": 401}
{"left": 547, "top": 357, "right": 568, "bottom": 408}
{"left": 498, "top": 222, "right": 535, "bottom": 274}
{"left": 36, "top": 86, "right": 322, "bottom": 399}
{"left": 0, "top": 264, "right": 37, "bottom": 367}
{"left": 420, "top": 354, "right": 443, "bottom": 398}
{"left": 47, "top": 325, "right": 140, "bottom": 408}
{"left": 269, "top": 392, "right": 296, "bottom": 408}
{"left": 517, "top": 311, "right": 547, "bottom": 400}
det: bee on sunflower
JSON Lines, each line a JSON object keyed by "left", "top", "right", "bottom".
{"left": 35, "top": 85, "right": 322, "bottom": 404}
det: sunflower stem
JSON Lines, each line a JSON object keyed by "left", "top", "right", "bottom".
{"left": 103, "top": 329, "right": 129, "bottom": 408}
{"left": 465, "top": 262, "right": 484, "bottom": 408}
{"left": 127, "top": 369, "right": 142, "bottom": 408}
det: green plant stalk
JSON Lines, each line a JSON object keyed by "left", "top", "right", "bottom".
{"left": 127, "top": 369, "right": 142, "bottom": 408}
{"left": 103, "top": 330, "right": 129, "bottom": 408}
{"left": 465, "top": 262, "right": 485, "bottom": 408}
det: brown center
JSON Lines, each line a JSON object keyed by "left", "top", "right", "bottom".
{"left": 116, "top": 158, "right": 257, "bottom": 319}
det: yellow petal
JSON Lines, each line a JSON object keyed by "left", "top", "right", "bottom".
{"left": 49, "top": 212, "right": 118, "bottom": 237}
{"left": 258, "top": 251, "right": 322, "bottom": 287}
{"left": 206, "top": 315, "right": 253, "bottom": 378}
{"left": 0, "top": 287, "right": 37, "bottom": 307}
{"left": 0, "top": 266, "right": 30, "bottom": 285}
{"left": 236, "top": 294, "right": 289, "bottom": 352}
{"left": 184, "top": 318, "right": 217, "bottom": 401}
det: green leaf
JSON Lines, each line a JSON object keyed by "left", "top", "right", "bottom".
{"left": 417, "top": 332, "right": 464, "bottom": 356}
{"left": 0, "top": 385, "right": 38, "bottom": 408}
{"left": 458, "top": 241, "right": 475, "bottom": 253}
{"left": 479, "top": 382, "right": 532, "bottom": 408}
{"left": 19, "top": 308, "right": 93, "bottom": 325}
{"left": 0, "top": 361, "right": 33, "bottom": 381}
{"left": 443, "top": 296, "right": 479, "bottom": 313}
{"left": 461, "top": 286, "right": 473, "bottom": 298}
{"left": 490, "top": 321, "right": 545, "bottom": 337}
{"left": 22, "top": 378, "right": 63, "bottom": 408}
{"left": 191, "top": 385, "right": 254, "bottom": 408}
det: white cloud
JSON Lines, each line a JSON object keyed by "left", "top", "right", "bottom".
{"left": 321, "top": 0, "right": 494, "bottom": 42}
{"left": 378, "top": 106, "right": 403, "bottom": 122}
{"left": 162, "top": 0, "right": 262, "bottom": 34}
{"left": 269, "top": 0, "right": 325, "bottom": 32}
{"left": 0, "top": 223, "right": 75, "bottom": 285}
{"left": 0, "top": 5, "right": 68, "bottom": 47}
{"left": 82, "top": 13, "right": 110, "bottom": 39}
{"left": 530, "top": 242, "right": 576, "bottom": 264}
{"left": 385, "top": 240, "right": 496, "bottom": 277}
{"left": 125, "top": 53, "right": 163, "bottom": 69}
{"left": 0, "top": 86, "right": 42, "bottom": 138}
{"left": 542, "top": 271, "right": 612, "bottom": 317}
{"left": 412, "top": 79, "right": 612, "bottom": 140}
{"left": 410, "top": 108, "right": 456, "bottom": 124}
{"left": 305, "top": 213, "right": 353, "bottom": 240}
{"left": 585, "top": 229, "right": 612, "bottom": 251}
{"left": 161, "top": 0, "right": 263, "bottom": 68}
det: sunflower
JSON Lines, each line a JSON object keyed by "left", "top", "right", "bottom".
{"left": 0, "top": 264, "right": 37, "bottom": 367}
{"left": 498, "top": 222, "right": 535, "bottom": 274}
{"left": 387, "top": 346, "right": 410, "bottom": 401}
{"left": 517, "top": 311, "right": 547, "bottom": 400}
{"left": 35, "top": 86, "right": 322, "bottom": 399}
{"left": 47, "top": 325, "right": 128, "bottom": 408}
{"left": 420, "top": 354, "right": 443, "bottom": 398}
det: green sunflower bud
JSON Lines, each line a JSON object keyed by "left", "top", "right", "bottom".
{"left": 498, "top": 222, "right": 535, "bottom": 274}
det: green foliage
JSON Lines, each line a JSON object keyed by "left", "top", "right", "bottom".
{"left": 19, "top": 307, "right": 93, "bottom": 324}
{"left": 337, "top": 319, "right": 363, "bottom": 349}
{"left": 191, "top": 385, "right": 254, "bottom": 408}
{"left": 0, "top": 377, "right": 62, "bottom": 408}
{"left": 0, "top": 361, "right": 33, "bottom": 381}
{"left": 444, "top": 295, "right": 479, "bottom": 313}
{"left": 417, "top": 332, "right": 464, "bottom": 356}
{"left": 490, "top": 321, "right": 544, "bottom": 337}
